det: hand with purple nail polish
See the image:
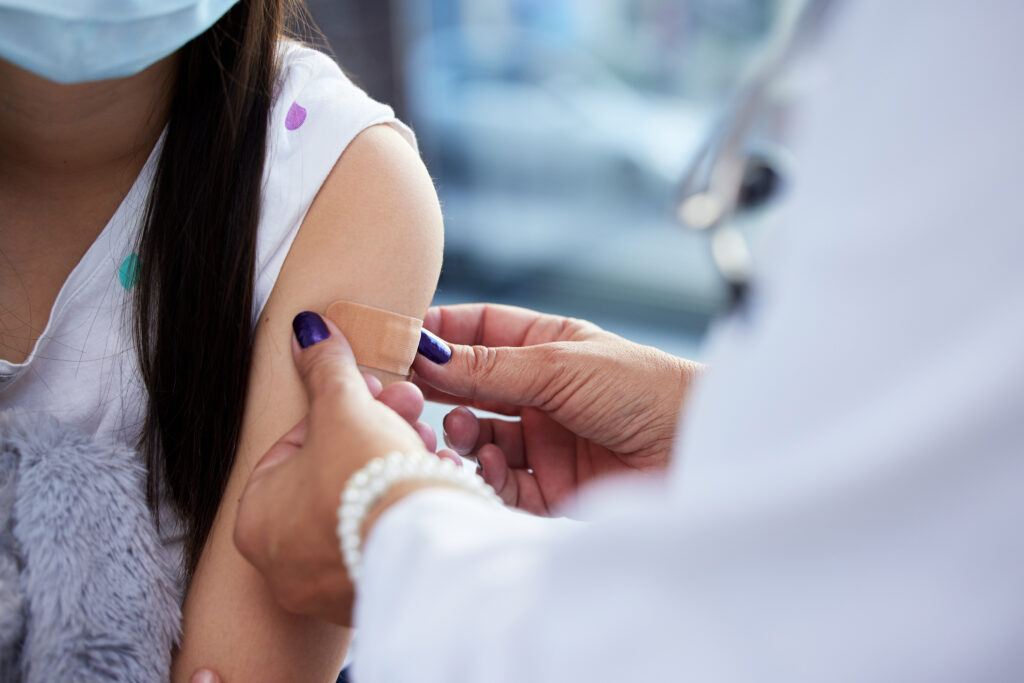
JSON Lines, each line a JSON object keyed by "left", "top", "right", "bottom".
{"left": 293, "top": 311, "right": 440, "bottom": 452}
{"left": 235, "top": 313, "right": 461, "bottom": 625}
{"left": 412, "top": 303, "right": 704, "bottom": 516}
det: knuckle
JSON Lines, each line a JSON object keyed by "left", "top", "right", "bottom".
{"left": 464, "top": 344, "right": 500, "bottom": 394}
{"left": 535, "top": 342, "right": 588, "bottom": 409}
{"left": 559, "top": 314, "right": 610, "bottom": 343}
{"left": 538, "top": 341, "right": 578, "bottom": 375}
{"left": 465, "top": 344, "right": 498, "bottom": 373}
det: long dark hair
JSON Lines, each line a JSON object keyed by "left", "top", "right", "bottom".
{"left": 134, "top": 0, "right": 287, "bottom": 577}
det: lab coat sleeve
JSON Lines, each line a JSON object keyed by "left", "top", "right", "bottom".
{"left": 353, "top": 433, "right": 1024, "bottom": 683}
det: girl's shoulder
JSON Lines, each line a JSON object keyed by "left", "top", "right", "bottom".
{"left": 253, "top": 40, "right": 418, "bottom": 326}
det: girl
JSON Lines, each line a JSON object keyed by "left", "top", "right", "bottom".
{"left": 0, "top": 0, "right": 442, "bottom": 679}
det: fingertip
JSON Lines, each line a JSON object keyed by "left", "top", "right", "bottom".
{"left": 417, "top": 328, "right": 452, "bottom": 365}
{"left": 442, "top": 406, "right": 478, "bottom": 456}
{"left": 378, "top": 381, "right": 426, "bottom": 423}
{"left": 449, "top": 405, "right": 473, "bottom": 419}
{"left": 190, "top": 669, "right": 221, "bottom": 683}
{"left": 320, "top": 315, "right": 345, "bottom": 343}
{"left": 363, "top": 372, "right": 384, "bottom": 397}
{"left": 290, "top": 314, "right": 351, "bottom": 364}
{"left": 414, "top": 420, "right": 438, "bottom": 452}
{"left": 292, "top": 311, "right": 330, "bottom": 349}
{"left": 437, "top": 448, "right": 463, "bottom": 467}
{"left": 251, "top": 440, "right": 295, "bottom": 476}
{"left": 290, "top": 314, "right": 365, "bottom": 408}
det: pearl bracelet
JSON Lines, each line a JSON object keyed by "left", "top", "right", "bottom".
{"left": 336, "top": 451, "right": 502, "bottom": 584}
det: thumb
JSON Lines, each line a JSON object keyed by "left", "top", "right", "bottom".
{"left": 291, "top": 311, "right": 370, "bottom": 416}
{"left": 189, "top": 669, "right": 222, "bottom": 683}
{"left": 413, "top": 335, "right": 558, "bottom": 408}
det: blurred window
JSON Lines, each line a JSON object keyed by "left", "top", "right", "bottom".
{"left": 394, "top": 0, "right": 777, "bottom": 325}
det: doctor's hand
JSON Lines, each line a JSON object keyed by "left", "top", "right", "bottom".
{"left": 413, "top": 303, "right": 703, "bottom": 516}
{"left": 233, "top": 313, "right": 433, "bottom": 626}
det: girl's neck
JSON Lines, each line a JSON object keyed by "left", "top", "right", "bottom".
{"left": 0, "top": 55, "right": 179, "bottom": 365}
{"left": 0, "top": 54, "right": 178, "bottom": 197}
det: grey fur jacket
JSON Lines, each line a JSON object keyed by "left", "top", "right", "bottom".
{"left": 0, "top": 411, "right": 182, "bottom": 682}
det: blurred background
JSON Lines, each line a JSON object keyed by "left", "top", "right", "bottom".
{"left": 305, "top": 0, "right": 787, "bottom": 426}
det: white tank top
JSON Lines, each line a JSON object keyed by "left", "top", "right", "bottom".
{"left": 0, "top": 42, "right": 415, "bottom": 568}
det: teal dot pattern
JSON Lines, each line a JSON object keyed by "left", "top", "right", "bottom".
{"left": 119, "top": 253, "right": 140, "bottom": 291}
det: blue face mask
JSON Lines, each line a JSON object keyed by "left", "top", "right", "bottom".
{"left": 0, "top": 0, "right": 242, "bottom": 84}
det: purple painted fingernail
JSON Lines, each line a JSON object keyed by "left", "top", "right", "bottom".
{"left": 418, "top": 329, "right": 452, "bottom": 364}
{"left": 293, "top": 311, "right": 329, "bottom": 348}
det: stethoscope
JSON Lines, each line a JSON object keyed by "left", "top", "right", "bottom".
{"left": 675, "top": 0, "right": 835, "bottom": 309}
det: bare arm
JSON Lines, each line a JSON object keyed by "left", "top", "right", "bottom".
{"left": 171, "top": 124, "right": 443, "bottom": 681}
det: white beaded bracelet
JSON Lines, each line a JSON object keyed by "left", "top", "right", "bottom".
{"left": 336, "top": 451, "right": 502, "bottom": 584}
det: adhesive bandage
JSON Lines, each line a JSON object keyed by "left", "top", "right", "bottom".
{"left": 324, "top": 300, "right": 422, "bottom": 383}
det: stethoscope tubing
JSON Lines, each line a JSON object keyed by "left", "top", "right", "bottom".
{"left": 675, "top": 0, "right": 838, "bottom": 306}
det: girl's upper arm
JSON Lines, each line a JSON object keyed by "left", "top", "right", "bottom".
{"left": 171, "top": 123, "right": 443, "bottom": 681}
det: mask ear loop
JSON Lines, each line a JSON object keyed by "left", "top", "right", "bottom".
{"left": 324, "top": 301, "right": 422, "bottom": 385}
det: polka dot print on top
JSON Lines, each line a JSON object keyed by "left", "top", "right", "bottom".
{"left": 285, "top": 102, "right": 307, "bottom": 130}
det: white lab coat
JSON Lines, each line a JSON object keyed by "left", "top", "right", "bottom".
{"left": 352, "top": 1, "right": 1024, "bottom": 680}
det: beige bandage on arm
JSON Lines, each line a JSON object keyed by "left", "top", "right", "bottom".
{"left": 325, "top": 300, "right": 422, "bottom": 385}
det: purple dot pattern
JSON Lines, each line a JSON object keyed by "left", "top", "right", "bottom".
{"left": 285, "top": 102, "right": 307, "bottom": 130}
